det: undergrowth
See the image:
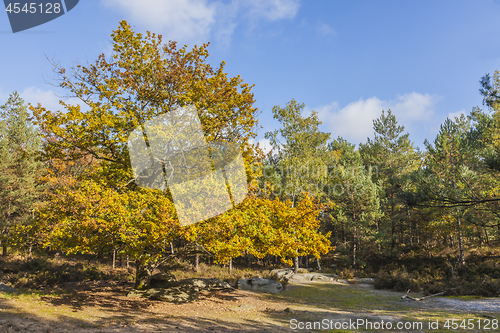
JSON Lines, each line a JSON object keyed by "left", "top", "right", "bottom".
{"left": 372, "top": 249, "right": 500, "bottom": 297}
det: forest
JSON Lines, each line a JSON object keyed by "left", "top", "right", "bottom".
{"left": 1, "top": 20, "right": 500, "bottom": 298}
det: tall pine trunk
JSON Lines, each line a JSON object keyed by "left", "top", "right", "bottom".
{"left": 352, "top": 226, "right": 357, "bottom": 268}
{"left": 391, "top": 198, "right": 395, "bottom": 250}
{"left": 457, "top": 214, "right": 465, "bottom": 265}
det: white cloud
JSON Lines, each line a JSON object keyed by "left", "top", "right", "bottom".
{"left": 393, "top": 92, "right": 438, "bottom": 122}
{"left": 212, "top": 1, "right": 239, "bottom": 47}
{"left": 19, "top": 87, "right": 64, "bottom": 112}
{"left": 448, "top": 109, "right": 466, "bottom": 120}
{"left": 316, "top": 98, "right": 381, "bottom": 143}
{"left": 102, "top": 0, "right": 217, "bottom": 43}
{"left": 246, "top": 0, "right": 300, "bottom": 21}
{"left": 101, "top": 0, "right": 300, "bottom": 45}
{"left": 14, "top": 87, "right": 86, "bottom": 113}
{"left": 249, "top": 137, "right": 273, "bottom": 155}
{"left": 316, "top": 93, "right": 441, "bottom": 144}
{"left": 318, "top": 23, "right": 336, "bottom": 36}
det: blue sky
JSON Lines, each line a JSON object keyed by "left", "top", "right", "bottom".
{"left": 1, "top": 0, "right": 500, "bottom": 151}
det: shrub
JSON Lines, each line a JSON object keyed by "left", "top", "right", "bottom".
{"left": 374, "top": 269, "right": 421, "bottom": 292}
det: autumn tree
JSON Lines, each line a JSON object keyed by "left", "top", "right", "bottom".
{"left": 264, "top": 99, "right": 332, "bottom": 272}
{"left": 181, "top": 191, "right": 331, "bottom": 272}
{"left": 32, "top": 21, "right": 259, "bottom": 288}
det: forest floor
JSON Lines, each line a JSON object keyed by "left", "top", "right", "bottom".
{"left": 1, "top": 279, "right": 499, "bottom": 333}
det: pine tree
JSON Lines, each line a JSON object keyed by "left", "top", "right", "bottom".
{"left": 327, "top": 138, "right": 381, "bottom": 267}
{"left": 0, "top": 92, "right": 45, "bottom": 256}
{"left": 359, "top": 109, "right": 420, "bottom": 251}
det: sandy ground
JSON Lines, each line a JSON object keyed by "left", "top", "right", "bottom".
{"left": 1, "top": 281, "right": 500, "bottom": 333}
{"left": 0, "top": 281, "right": 295, "bottom": 333}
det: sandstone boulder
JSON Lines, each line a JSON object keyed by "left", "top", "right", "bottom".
{"left": 149, "top": 272, "right": 177, "bottom": 288}
{"left": 179, "top": 278, "right": 233, "bottom": 291}
{"left": 357, "top": 278, "right": 375, "bottom": 284}
{"left": 270, "top": 268, "right": 295, "bottom": 282}
{"left": 147, "top": 285, "right": 199, "bottom": 303}
{"left": 0, "top": 282, "right": 16, "bottom": 293}
{"left": 237, "top": 278, "right": 282, "bottom": 294}
{"left": 287, "top": 273, "right": 333, "bottom": 283}
{"left": 127, "top": 277, "right": 232, "bottom": 303}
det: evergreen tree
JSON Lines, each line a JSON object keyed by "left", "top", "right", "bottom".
{"left": 327, "top": 137, "right": 381, "bottom": 267}
{"left": 420, "top": 115, "right": 475, "bottom": 265}
{"left": 0, "top": 92, "right": 45, "bottom": 256}
{"left": 359, "top": 109, "right": 420, "bottom": 251}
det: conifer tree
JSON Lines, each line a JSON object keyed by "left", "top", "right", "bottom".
{"left": 0, "top": 92, "right": 44, "bottom": 256}
{"left": 359, "top": 110, "right": 420, "bottom": 251}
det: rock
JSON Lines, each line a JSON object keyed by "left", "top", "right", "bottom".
{"left": 335, "top": 279, "right": 351, "bottom": 285}
{"left": 127, "top": 289, "right": 147, "bottom": 298}
{"left": 237, "top": 278, "right": 283, "bottom": 294}
{"left": 149, "top": 273, "right": 177, "bottom": 288}
{"left": 0, "top": 282, "right": 16, "bottom": 293}
{"left": 270, "top": 268, "right": 295, "bottom": 282}
{"left": 127, "top": 277, "right": 231, "bottom": 303}
{"left": 179, "top": 278, "right": 233, "bottom": 291}
{"left": 310, "top": 274, "right": 335, "bottom": 282}
{"left": 357, "top": 278, "right": 375, "bottom": 284}
{"left": 287, "top": 273, "right": 336, "bottom": 283}
{"left": 284, "top": 307, "right": 294, "bottom": 313}
{"left": 149, "top": 274, "right": 232, "bottom": 291}
{"left": 147, "top": 286, "right": 199, "bottom": 303}
{"left": 229, "top": 303, "right": 256, "bottom": 311}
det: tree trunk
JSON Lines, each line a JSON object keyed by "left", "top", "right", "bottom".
{"left": 194, "top": 253, "right": 199, "bottom": 272}
{"left": 229, "top": 258, "right": 233, "bottom": 272}
{"left": 112, "top": 249, "right": 116, "bottom": 269}
{"left": 353, "top": 227, "right": 357, "bottom": 268}
{"left": 316, "top": 258, "right": 321, "bottom": 271}
{"left": 457, "top": 214, "right": 465, "bottom": 265}
{"left": 293, "top": 256, "right": 299, "bottom": 274}
{"left": 2, "top": 245, "right": 7, "bottom": 257}
{"left": 126, "top": 255, "right": 130, "bottom": 268}
{"left": 409, "top": 209, "right": 413, "bottom": 248}
{"left": 377, "top": 219, "right": 382, "bottom": 252}
{"left": 400, "top": 218, "right": 404, "bottom": 245}
{"left": 304, "top": 255, "right": 308, "bottom": 268}
{"left": 391, "top": 200, "right": 395, "bottom": 249}
{"left": 134, "top": 259, "right": 152, "bottom": 290}
{"left": 342, "top": 223, "right": 346, "bottom": 254}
